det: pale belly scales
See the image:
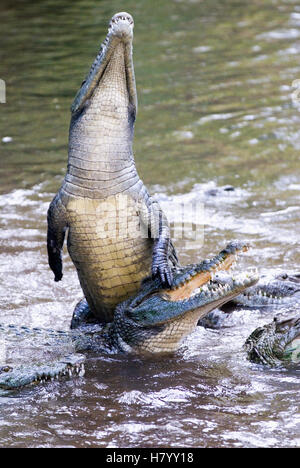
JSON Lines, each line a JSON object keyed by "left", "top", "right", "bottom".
{"left": 65, "top": 193, "right": 153, "bottom": 322}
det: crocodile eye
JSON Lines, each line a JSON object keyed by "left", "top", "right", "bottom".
{"left": 0, "top": 366, "right": 12, "bottom": 374}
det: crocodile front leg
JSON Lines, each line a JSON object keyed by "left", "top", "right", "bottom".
{"left": 139, "top": 193, "right": 178, "bottom": 287}
{"left": 151, "top": 205, "right": 173, "bottom": 286}
{"left": 47, "top": 192, "right": 68, "bottom": 282}
{"left": 71, "top": 298, "right": 99, "bottom": 330}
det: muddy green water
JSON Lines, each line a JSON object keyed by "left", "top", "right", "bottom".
{"left": 0, "top": 0, "right": 299, "bottom": 448}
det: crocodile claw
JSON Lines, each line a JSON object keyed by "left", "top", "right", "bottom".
{"left": 152, "top": 263, "right": 173, "bottom": 287}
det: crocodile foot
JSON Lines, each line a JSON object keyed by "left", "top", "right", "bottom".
{"left": 71, "top": 298, "right": 100, "bottom": 330}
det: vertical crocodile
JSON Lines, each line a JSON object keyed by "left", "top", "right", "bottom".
{"left": 47, "top": 13, "right": 177, "bottom": 323}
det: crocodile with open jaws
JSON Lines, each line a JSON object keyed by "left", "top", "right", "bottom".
{"left": 198, "top": 272, "right": 300, "bottom": 366}
{"left": 47, "top": 12, "right": 178, "bottom": 327}
{"left": 0, "top": 242, "right": 258, "bottom": 391}
{"left": 199, "top": 272, "right": 300, "bottom": 329}
{"left": 227, "top": 272, "right": 300, "bottom": 308}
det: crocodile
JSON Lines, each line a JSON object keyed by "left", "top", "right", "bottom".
{"left": 47, "top": 12, "right": 177, "bottom": 326}
{"left": 0, "top": 242, "right": 258, "bottom": 391}
{"left": 226, "top": 272, "right": 300, "bottom": 309}
{"left": 244, "top": 314, "right": 300, "bottom": 367}
{"left": 199, "top": 271, "right": 300, "bottom": 329}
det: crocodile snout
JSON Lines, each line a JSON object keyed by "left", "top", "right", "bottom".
{"left": 108, "top": 12, "right": 134, "bottom": 40}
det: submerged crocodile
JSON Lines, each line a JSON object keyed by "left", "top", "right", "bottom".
{"left": 227, "top": 272, "right": 300, "bottom": 309}
{"left": 238, "top": 272, "right": 300, "bottom": 367}
{"left": 197, "top": 271, "right": 300, "bottom": 366}
{"left": 244, "top": 314, "right": 300, "bottom": 367}
{"left": 47, "top": 12, "right": 177, "bottom": 326}
{"left": 0, "top": 242, "right": 258, "bottom": 390}
{"left": 199, "top": 272, "right": 300, "bottom": 329}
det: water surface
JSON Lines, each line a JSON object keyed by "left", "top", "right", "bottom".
{"left": 0, "top": 0, "right": 299, "bottom": 448}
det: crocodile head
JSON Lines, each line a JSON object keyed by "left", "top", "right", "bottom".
{"left": 110, "top": 241, "right": 259, "bottom": 354}
{"left": 71, "top": 12, "right": 137, "bottom": 120}
{"left": 0, "top": 324, "right": 86, "bottom": 392}
{"left": 245, "top": 315, "right": 300, "bottom": 367}
{"left": 0, "top": 354, "right": 85, "bottom": 392}
{"left": 225, "top": 272, "right": 300, "bottom": 309}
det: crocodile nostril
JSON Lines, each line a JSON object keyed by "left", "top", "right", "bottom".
{"left": 111, "top": 12, "right": 134, "bottom": 24}
{"left": 109, "top": 14, "right": 134, "bottom": 32}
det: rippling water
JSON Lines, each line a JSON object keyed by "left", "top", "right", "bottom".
{"left": 0, "top": 0, "right": 299, "bottom": 448}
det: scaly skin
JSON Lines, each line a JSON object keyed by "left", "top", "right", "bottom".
{"left": 47, "top": 13, "right": 177, "bottom": 324}
{"left": 0, "top": 324, "right": 85, "bottom": 391}
{"left": 244, "top": 315, "right": 300, "bottom": 367}
{"left": 199, "top": 271, "right": 300, "bottom": 329}
{"left": 227, "top": 272, "right": 300, "bottom": 308}
{"left": 0, "top": 355, "right": 85, "bottom": 391}
{"left": 107, "top": 241, "right": 258, "bottom": 353}
{"left": 0, "top": 242, "right": 258, "bottom": 390}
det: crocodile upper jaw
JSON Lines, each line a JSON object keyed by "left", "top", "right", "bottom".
{"left": 71, "top": 12, "right": 137, "bottom": 117}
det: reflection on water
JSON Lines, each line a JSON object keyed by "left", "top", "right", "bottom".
{"left": 0, "top": 0, "right": 299, "bottom": 448}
